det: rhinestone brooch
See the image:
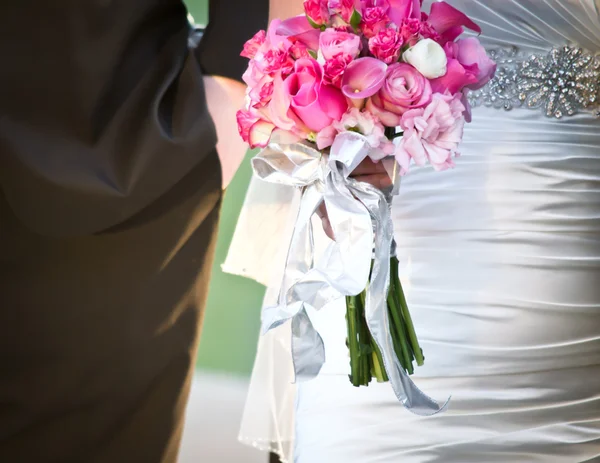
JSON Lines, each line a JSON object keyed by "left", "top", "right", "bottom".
{"left": 467, "top": 46, "right": 600, "bottom": 119}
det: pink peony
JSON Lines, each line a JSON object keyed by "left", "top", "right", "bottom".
{"left": 241, "top": 30, "right": 267, "bottom": 59}
{"left": 283, "top": 58, "right": 348, "bottom": 132}
{"left": 455, "top": 37, "right": 497, "bottom": 90}
{"left": 395, "top": 93, "right": 465, "bottom": 174}
{"left": 368, "top": 28, "right": 404, "bottom": 64}
{"left": 323, "top": 53, "right": 353, "bottom": 87}
{"left": 366, "top": 63, "right": 432, "bottom": 126}
{"left": 360, "top": 6, "right": 390, "bottom": 38}
{"left": 319, "top": 28, "right": 361, "bottom": 61}
{"left": 304, "top": 0, "right": 331, "bottom": 26}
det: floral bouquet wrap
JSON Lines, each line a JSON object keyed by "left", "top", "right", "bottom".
{"left": 236, "top": 0, "right": 496, "bottom": 415}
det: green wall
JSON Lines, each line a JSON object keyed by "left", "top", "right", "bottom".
{"left": 185, "top": 0, "right": 266, "bottom": 377}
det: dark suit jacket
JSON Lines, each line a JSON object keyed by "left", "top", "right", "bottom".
{"left": 0, "top": 0, "right": 268, "bottom": 236}
{"left": 0, "top": 1, "right": 268, "bottom": 461}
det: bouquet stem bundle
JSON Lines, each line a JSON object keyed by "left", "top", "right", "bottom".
{"left": 346, "top": 255, "right": 424, "bottom": 387}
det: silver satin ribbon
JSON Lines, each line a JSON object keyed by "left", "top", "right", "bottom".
{"left": 252, "top": 132, "right": 450, "bottom": 416}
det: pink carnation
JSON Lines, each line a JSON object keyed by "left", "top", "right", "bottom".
{"left": 360, "top": 6, "right": 390, "bottom": 38}
{"left": 368, "top": 28, "right": 404, "bottom": 64}
{"left": 323, "top": 53, "right": 353, "bottom": 87}
{"left": 241, "top": 30, "right": 267, "bottom": 59}
{"left": 399, "top": 18, "right": 421, "bottom": 46}
{"left": 395, "top": 93, "right": 465, "bottom": 174}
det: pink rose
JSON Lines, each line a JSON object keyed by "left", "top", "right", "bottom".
{"left": 323, "top": 53, "right": 353, "bottom": 87}
{"left": 368, "top": 28, "right": 404, "bottom": 64}
{"left": 284, "top": 58, "right": 348, "bottom": 132}
{"left": 455, "top": 37, "right": 496, "bottom": 90}
{"left": 395, "top": 93, "right": 465, "bottom": 174}
{"left": 329, "top": 0, "right": 359, "bottom": 22}
{"left": 319, "top": 28, "right": 361, "bottom": 61}
{"left": 360, "top": 6, "right": 390, "bottom": 38}
{"left": 366, "top": 63, "right": 432, "bottom": 126}
{"left": 304, "top": 0, "right": 331, "bottom": 26}
{"left": 241, "top": 30, "right": 267, "bottom": 59}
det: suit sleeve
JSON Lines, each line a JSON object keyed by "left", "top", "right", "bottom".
{"left": 195, "top": 0, "right": 270, "bottom": 81}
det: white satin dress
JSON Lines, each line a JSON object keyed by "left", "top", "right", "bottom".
{"left": 227, "top": 1, "right": 600, "bottom": 462}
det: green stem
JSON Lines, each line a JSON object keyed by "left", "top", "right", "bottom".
{"left": 387, "top": 285, "right": 414, "bottom": 375}
{"left": 345, "top": 296, "right": 361, "bottom": 387}
{"left": 390, "top": 257, "right": 425, "bottom": 367}
{"left": 356, "top": 290, "right": 373, "bottom": 386}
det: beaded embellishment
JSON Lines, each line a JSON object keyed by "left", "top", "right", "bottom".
{"left": 467, "top": 46, "right": 600, "bottom": 118}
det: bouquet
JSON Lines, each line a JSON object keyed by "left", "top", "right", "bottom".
{"left": 237, "top": 0, "right": 496, "bottom": 414}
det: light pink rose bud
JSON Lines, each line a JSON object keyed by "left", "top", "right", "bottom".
{"left": 304, "top": 0, "right": 331, "bottom": 26}
{"left": 329, "top": 0, "right": 359, "bottom": 23}
{"left": 366, "top": 62, "right": 432, "bottom": 126}
{"left": 319, "top": 28, "right": 362, "bottom": 61}
{"left": 368, "top": 28, "right": 404, "bottom": 64}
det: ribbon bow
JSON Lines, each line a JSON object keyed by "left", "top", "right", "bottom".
{"left": 252, "top": 132, "right": 449, "bottom": 416}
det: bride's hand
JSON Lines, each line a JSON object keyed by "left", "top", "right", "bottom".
{"left": 317, "top": 159, "right": 392, "bottom": 240}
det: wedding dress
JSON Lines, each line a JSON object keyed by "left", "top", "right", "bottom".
{"left": 225, "top": 1, "right": 600, "bottom": 462}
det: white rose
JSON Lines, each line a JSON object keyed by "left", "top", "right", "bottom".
{"left": 402, "top": 38, "right": 448, "bottom": 79}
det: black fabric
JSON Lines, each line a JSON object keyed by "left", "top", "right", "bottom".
{"left": 198, "top": 0, "right": 270, "bottom": 81}
{"left": 0, "top": 0, "right": 267, "bottom": 461}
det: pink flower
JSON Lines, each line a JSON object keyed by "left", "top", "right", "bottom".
{"left": 335, "top": 108, "right": 387, "bottom": 148}
{"left": 319, "top": 28, "right": 361, "bottom": 61}
{"left": 284, "top": 58, "right": 348, "bottom": 132}
{"left": 276, "top": 15, "right": 321, "bottom": 51}
{"left": 388, "top": 0, "right": 422, "bottom": 26}
{"left": 430, "top": 42, "right": 479, "bottom": 94}
{"left": 399, "top": 18, "right": 421, "bottom": 46}
{"left": 304, "top": 0, "right": 331, "bottom": 26}
{"left": 360, "top": 6, "right": 390, "bottom": 38}
{"left": 316, "top": 108, "right": 391, "bottom": 152}
{"left": 426, "top": 1, "right": 481, "bottom": 44}
{"left": 237, "top": 109, "right": 277, "bottom": 148}
{"left": 262, "top": 48, "right": 295, "bottom": 76}
{"left": 329, "top": 0, "right": 359, "bottom": 22}
{"left": 455, "top": 37, "right": 497, "bottom": 90}
{"left": 395, "top": 93, "right": 465, "bottom": 174}
{"left": 324, "top": 53, "right": 353, "bottom": 87}
{"left": 367, "top": 63, "right": 432, "bottom": 126}
{"left": 241, "top": 30, "right": 267, "bottom": 59}
{"left": 290, "top": 41, "right": 312, "bottom": 60}
{"left": 368, "top": 28, "right": 404, "bottom": 64}
{"left": 341, "top": 57, "right": 388, "bottom": 102}
{"left": 249, "top": 80, "right": 275, "bottom": 108}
